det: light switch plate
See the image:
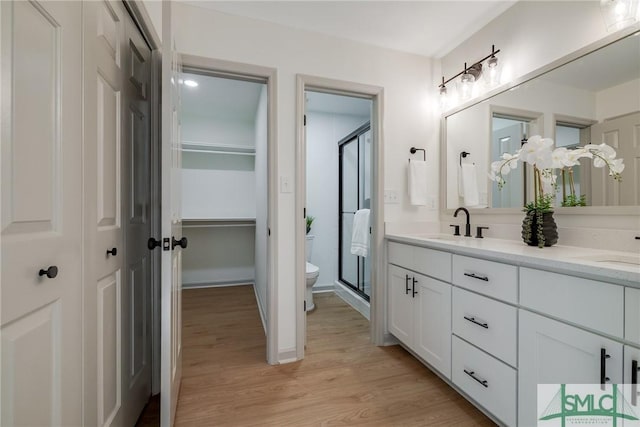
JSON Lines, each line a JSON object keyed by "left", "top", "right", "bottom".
{"left": 384, "top": 190, "right": 399, "bottom": 204}
{"left": 280, "top": 176, "right": 292, "bottom": 193}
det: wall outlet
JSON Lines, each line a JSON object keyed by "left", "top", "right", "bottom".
{"left": 384, "top": 190, "right": 399, "bottom": 204}
{"left": 280, "top": 176, "right": 292, "bottom": 193}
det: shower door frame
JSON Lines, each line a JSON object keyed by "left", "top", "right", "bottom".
{"left": 338, "top": 123, "right": 371, "bottom": 301}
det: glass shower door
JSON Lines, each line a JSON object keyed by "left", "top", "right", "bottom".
{"left": 338, "top": 124, "right": 370, "bottom": 300}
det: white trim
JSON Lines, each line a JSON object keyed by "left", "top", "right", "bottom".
{"left": 334, "top": 281, "right": 370, "bottom": 320}
{"left": 252, "top": 283, "right": 267, "bottom": 335}
{"left": 295, "top": 75, "right": 385, "bottom": 362}
{"left": 179, "top": 54, "right": 279, "bottom": 365}
{"left": 182, "top": 280, "right": 254, "bottom": 289}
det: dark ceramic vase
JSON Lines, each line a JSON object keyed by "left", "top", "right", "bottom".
{"left": 522, "top": 211, "right": 558, "bottom": 247}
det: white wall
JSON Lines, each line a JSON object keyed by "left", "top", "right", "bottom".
{"left": 596, "top": 78, "right": 640, "bottom": 121}
{"left": 181, "top": 114, "right": 255, "bottom": 147}
{"left": 441, "top": 1, "right": 608, "bottom": 94}
{"left": 254, "top": 86, "right": 268, "bottom": 326}
{"left": 306, "top": 111, "right": 369, "bottom": 289}
{"left": 173, "top": 2, "right": 436, "bottom": 358}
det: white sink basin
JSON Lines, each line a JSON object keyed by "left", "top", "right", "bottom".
{"left": 413, "top": 234, "right": 462, "bottom": 242}
{"left": 574, "top": 254, "right": 640, "bottom": 267}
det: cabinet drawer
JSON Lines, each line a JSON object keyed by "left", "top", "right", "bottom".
{"left": 388, "top": 241, "right": 451, "bottom": 282}
{"left": 626, "top": 287, "right": 640, "bottom": 346}
{"left": 520, "top": 268, "right": 623, "bottom": 338}
{"left": 452, "top": 287, "right": 517, "bottom": 367}
{"left": 452, "top": 255, "right": 517, "bottom": 303}
{"left": 452, "top": 336, "right": 516, "bottom": 426}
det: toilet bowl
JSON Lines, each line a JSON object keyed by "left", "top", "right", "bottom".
{"left": 305, "top": 262, "right": 319, "bottom": 311}
{"left": 305, "top": 235, "right": 319, "bottom": 311}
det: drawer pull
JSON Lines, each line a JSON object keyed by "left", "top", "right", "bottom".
{"left": 405, "top": 275, "right": 411, "bottom": 295}
{"left": 463, "top": 315, "right": 488, "bottom": 329}
{"left": 632, "top": 359, "right": 638, "bottom": 406}
{"left": 464, "top": 272, "right": 489, "bottom": 282}
{"left": 412, "top": 277, "right": 418, "bottom": 298}
{"left": 600, "top": 348, "right": 611, "bottom": 390}
{"left": 464, "top": 369, "right": 488, "bottom": 388}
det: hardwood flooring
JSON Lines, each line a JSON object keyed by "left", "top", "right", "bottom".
{"left": 138, "top": 285, "right": 495, "bottom": 426}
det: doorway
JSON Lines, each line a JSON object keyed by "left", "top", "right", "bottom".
{"left": 296, "top": 76, "right": 384, "bottom": 359}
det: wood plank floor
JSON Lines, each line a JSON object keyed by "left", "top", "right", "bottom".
{"left": 138, "top": 286, "right": 495, "bottom": 426}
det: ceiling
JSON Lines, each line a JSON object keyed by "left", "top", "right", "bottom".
{"left": 180, "top": 72, "right": 265, "bottom": 120}
{"left": 539, "top": 32, "right": 640, "bottom": 92}
{"left": 181, "top": 1, "right": 516, "bottom": 58}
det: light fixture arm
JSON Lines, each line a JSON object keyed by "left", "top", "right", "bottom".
{"left": 439, "top": 45, "right": 501, "bottom": 88}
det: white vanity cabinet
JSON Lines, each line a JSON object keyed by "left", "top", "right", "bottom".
{"left": 386, "top": 236, "right": 639, "bottom": 427}
{"left": 387, "top": 243, "right": 452, "bottom": 378}
{"left": 518, "top": 310, "right": 624, "bottom": 427}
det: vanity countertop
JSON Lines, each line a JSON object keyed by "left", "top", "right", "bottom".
{"left": 386, "top": 232, "right": 640, "bottom": 288}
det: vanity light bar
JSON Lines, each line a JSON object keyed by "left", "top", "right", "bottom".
{"left": 439, "top": 45, "right": 501, "bottom": 91}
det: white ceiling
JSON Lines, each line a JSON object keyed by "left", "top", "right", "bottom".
{"left": 540, "top": 32, "right": 640, "bottom": 92}
{"left": 180, "top": 72, "right": 265, "bottom": 120}
{"left": 181, "top": 1, "right": 516, "bottom": 58}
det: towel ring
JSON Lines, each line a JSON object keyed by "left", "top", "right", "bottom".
{"left": 409, "top": 147, "right": 426, "bottom": 162}
{"left": 459, "top": 151, "right": 470, "bottom": 166}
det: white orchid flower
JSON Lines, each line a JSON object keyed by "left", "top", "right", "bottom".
{"left": 520, "top": 135, "right": 554, "bottom": 167}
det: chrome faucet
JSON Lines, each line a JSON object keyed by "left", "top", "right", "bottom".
{"left": 454, "top": 207, "right": 472, "bottom": 237}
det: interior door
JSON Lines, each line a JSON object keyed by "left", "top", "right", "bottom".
{"left": 1, "top": 1, "right": 83, "bottom": 425}
{"left": 82, "top": 1, "right": 129, "bottom": 425}
{"left": 161, "top": 1, "right": 184, "bottom": 425}
{"left": 122, "top": 9, "right": 153, "bottom": 426}
{"left": 491, "top": 123, "right": 524, "bottom": 208}
{"left": 590, "top": 112, "right": 640, "bottom": 206}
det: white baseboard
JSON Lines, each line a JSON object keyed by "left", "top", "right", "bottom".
{"left": 312, "top": 282, "right": 335, "bottom": 293}
{"left": 334, "top": 281, "right": 370, "bottom": 320}
{"left": 252, "top": 283, "right": 267, "bottom": 335}
{"left": 278, "top": 348, "right": 298, "bottom": 364}
{"left": 182, "top": 280, "right": 253, "bottom": 289}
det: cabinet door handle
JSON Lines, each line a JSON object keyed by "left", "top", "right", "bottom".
{"left": 463, "top": 315, "right": 489, "bottom": 329}
{"left": 106, "top": 247, "right": 117, "bottom": 257}
{"left": 464, "top": 369, "right": 488, "bottom": 388}
{"left": 412, "top": 277, "right": 418, "bottom": 298}
{"left": 463, "top": 272, "right": 489, "bottom": 282}
{"left": 600, "top": 348, "right": 611, "bottom": 390}
{"left": 405, "top": 274, "right": 411, "bottom": 295}
{"left": 632, "top": 359, "right": 638, "bottom": 406}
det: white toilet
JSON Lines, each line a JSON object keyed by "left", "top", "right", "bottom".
{"left": 305, "top": 235, "right": 320, "bottom": 311}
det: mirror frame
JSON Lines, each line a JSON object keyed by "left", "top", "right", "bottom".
{"left": 440, "top": 23, "right": 640, "bottom": 216}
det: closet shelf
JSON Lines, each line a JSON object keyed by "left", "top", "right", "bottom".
{"left": 182, "top": 218, "right": 256, "bottom": 228}
{"left": 182, "top": 141, "right": 256, "bottom": 156}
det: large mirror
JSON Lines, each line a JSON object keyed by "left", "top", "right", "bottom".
{"left": 445, "top": 30, "right": 640, "bottom": 211}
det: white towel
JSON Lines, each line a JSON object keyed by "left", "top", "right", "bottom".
{"left": 350, "top": 209, "right": 370, "bottom": 258}
{"left": 408, "top": 161, "right": 427, "bottom": 206}
{"left": 460, "top": 163, "right": 480, "bottom": 207}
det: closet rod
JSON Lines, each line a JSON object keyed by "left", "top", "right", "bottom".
{"left": 181, "top": 148, "right": 256, "bottom": 156}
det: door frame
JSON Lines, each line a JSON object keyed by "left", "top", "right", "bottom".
{"left": 179, "top": 54, "right": 279, "bottom": 365}
{"left": 295, "top": 75, "right": 385, "bottom": 358}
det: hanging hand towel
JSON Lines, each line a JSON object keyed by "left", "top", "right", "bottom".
{"left": 350, "top": 209, "right": 370, "bottom": 258}
{"left": 460, "top": 163, "right": 480, "bottom": 207}
{"left": 408, "top": 160, "right": 427, "bottom": 206}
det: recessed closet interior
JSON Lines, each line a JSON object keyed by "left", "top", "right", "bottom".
{"left": 180, "top": 71, "right": 268, "bottom": 325}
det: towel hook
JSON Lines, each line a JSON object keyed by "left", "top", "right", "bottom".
{"left": 459, "top": 151, "right": 470, "bottom": 166}
{"left": 409, "top": 147, "right": 426, "bottom": 162}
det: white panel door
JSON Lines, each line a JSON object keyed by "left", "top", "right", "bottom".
{"left": 82, "top": 1, "right": 127, "bottom": 425}
{"left": 414, "top": 274, "right": 451, "bottom": 378}
{"left": 161, "top": 1, "right": 184, "bottom": 425}
{"left": 1, "top": 1, "right": 83, "bottom": 425}
{"left": 519, "top": 310, "right": 623, "bottom": 427}
{"left": 122, "top": 9, "right": 153, "bottom": 427}
{"left": 590, "top": 112, "right": 640, "bottom": 206}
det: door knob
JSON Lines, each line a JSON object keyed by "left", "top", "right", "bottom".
{"left": 38, "top": 266, "right": 58, "bottom": 279}
{"left": 148, "top": 238, "right": 161, "bottom": 250}
{"left": 106, "top": 247, "right": 117, "bottom": 257}
{"left": 172, "top": 236, "right": 188, "bottom": 249}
